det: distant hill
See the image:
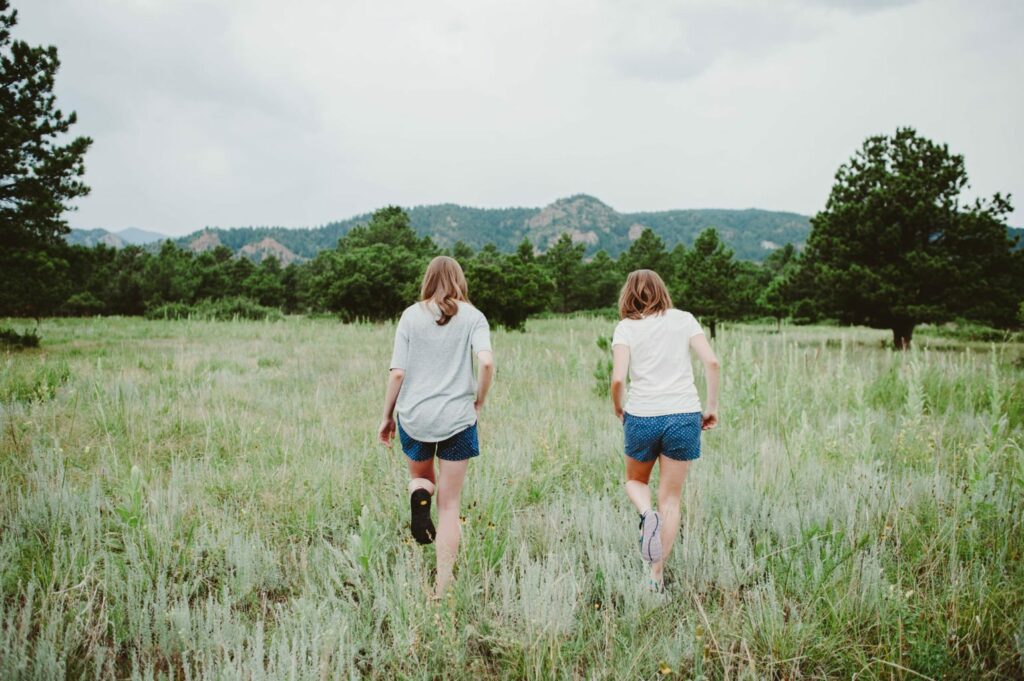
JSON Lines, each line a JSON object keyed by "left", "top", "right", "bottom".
{"left": 333, "top": 196, "right": 813, "bottom": 260}
{"left": 164, "top": 195, "right": 812, "bottom": 262}
{"left": 66, "top": 227, "right": 168, "bottom": 248}
{"left": 64, "top": 195, "right": 1024, "bottom": 263}
{"left": 1009, "top": 226, "right": 1024, "bottom": 250}
{"left": 117, "top": 227, "right": 167, "bottom": 245}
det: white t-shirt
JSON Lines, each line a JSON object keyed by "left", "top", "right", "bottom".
{"left": 611, "top": 308, "right": 704, "bottom": 416}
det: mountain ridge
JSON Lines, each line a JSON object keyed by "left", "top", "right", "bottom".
{"left": 64, "top": 194, "right": 1024, "bottom": 263}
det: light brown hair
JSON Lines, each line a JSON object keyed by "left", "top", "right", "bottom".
{"left": 618, "top": 269, "right": 673, "bottom": 320}
{"left": 420, "top": 256, "right": 469, "bottom": 326}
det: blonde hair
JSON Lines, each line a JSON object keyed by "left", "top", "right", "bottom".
{"left": 420, "top": 256, "right": 469, "bottom": 326}
{"left": 618, "top": 269, "right": 673, "bottom": 320}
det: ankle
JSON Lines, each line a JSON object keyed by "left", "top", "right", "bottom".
{"left": 409, "top": 478, "right": 435, "bottom": 495}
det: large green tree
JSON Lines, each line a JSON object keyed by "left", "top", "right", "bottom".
{"left": 805, "top": 128, "right": 1021, "bottom": 348}
{"left": 307, "top": 206, "right": 435, "bottom": 320}
{"left": 618, "top": 228, "right": 670, "bottom": 276}
{"left": 577, "top": 249, "right": 621, "bottom": 310}
{"left": 0, "top": 1, "right": 92, "bottom": 317}
{"left": 466, "top": 243, "right": 552, "bottom": 331}
{"left": 758, "top": 243, "right": 799, "bottom": 326}
{"left": 675, "top": 228, "right": 739, "bottom": 339}
{"left": 542, "top": 232, "right": 586, "bottom": 313}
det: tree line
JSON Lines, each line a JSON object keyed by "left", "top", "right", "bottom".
{"left": 44, "top": 207, "right": 773, "bottom": 335}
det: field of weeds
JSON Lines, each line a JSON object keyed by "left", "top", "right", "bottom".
{"left": 1, "top": 317, "right": 1022, "bottom": 679}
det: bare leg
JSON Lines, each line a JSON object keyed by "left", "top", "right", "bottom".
{"left": 434, "top": 458, "right": 470, "bottom": 597}
{"left": 624, "top": 456, "right": 657, "bottom": 515}
{"left": 407, "top": 457, "right": 436, "bottom": 494}
{"left": 650, "top": 456, "right": 690, "bottom": 582}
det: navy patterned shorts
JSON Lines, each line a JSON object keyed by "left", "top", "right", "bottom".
{"left": 623, "top": 411, "right": 702, "bottom": 462}
{"left": 397, "top": 420, "right": 480, "bottom": 462}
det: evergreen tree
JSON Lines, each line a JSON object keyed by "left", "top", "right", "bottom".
{"left": 618, "top": 228, "right": 670, "bottom": 276}
{"left": 144, "top": 240, "right": 198, "bottom": 306}
{"left": 578, "top": 250, "right": 621, "bottom": 310}
{"left": 805, "top": 128, "right": 1021, "bottom": 348}
{"left": 0, "top": 1, "right": 92, "bottom": 317}
{"left": 465, "top": 244, "right": 552, "bottom": 331}
{"left": 542, "top": 232, "right": 586, "bottom": 313}
{"left": 244, "top": 256, "right": 285, "bottom": 308}
{"left": 192, "top": 246, "right": 234, "bottom": 300}
{"left": 280, "top": 262, "right": 308, "bottom": 314}
{"left": 308, "top": 206, "right": 434, "bottom": 320}
{"left": 758, "top": 244, "right": 799, "bottom": 326}
{"left": 451, "top": 240, "right": 475, "bottom": 261}
{"left": 676, "top": 228, "right": 738, "bottom": 339}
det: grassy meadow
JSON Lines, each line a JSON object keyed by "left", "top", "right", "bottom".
{"left": 1, "top": 316, "right": 1023, "bottom": 679}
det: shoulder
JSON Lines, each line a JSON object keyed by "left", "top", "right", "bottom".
{"left": 672, "top": 309, "right": 704, "bottom": 335}
{"left": 612, "top": 318, "right": 633, "bottom": 343}
{"left": 669, "top": 308, "right": 695, "bottom": 322}
{"left": 398, "top": 303, "right": 425, "bottom": 324}
{"left": 459, "top": 301, "right": 487, "bottom": 323}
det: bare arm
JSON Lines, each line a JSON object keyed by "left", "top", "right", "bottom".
{"left": 474, "top": 350, "right": 495, "bottom": 413}
{"left": 689, "top": 334, "right": 720, "bottom": 429}
{"left": 377, "top": 369, "right": 405, "bottom": 446}
{"left": 610, "top": 344, "right": 630, "bottom": 422}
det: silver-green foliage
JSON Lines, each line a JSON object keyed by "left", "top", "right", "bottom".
{"left": 0, "top": 317, "right": 1022, "bottom": 679}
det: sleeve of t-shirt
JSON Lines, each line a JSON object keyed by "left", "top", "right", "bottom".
{"left": 389, "top": 312, "right": 410, "bottom": 370}
{"left": 611, "top": 321, "right": 631, "bottom": 347}
{"left": 684, "top": 312, "right": 705, "bottom": 338}
{"left": 471, "top": 313, "right": 492, "bottom": 354}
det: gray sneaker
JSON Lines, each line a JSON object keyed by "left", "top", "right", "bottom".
{"left": 639, "top": 511, "right": 663, "bottom": 563}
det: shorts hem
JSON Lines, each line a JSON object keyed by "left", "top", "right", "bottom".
{"left": 661, "top": 449, "right": 701, "bottom": 462}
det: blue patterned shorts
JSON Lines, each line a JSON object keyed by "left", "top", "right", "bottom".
{"left": 623, "top": 412, "right": 702, "bottom": 462}
{"left": 397, "top": 419, "right": 479, "bottom": 462}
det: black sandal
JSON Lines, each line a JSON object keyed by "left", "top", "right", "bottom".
{"left": 410, "top": 488, "right": 436, "bottom": 545}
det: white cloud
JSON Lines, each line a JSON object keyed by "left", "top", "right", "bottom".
{"left": 13, "top": 0, "right": 1024, "bottom": 234}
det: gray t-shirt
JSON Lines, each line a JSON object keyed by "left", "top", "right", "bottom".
{"left": 390, "top": 300, "right": 492, "bottom": 442}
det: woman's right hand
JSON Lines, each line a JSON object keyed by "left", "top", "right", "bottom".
{"left": 378, "top": 417, "right": 396, "bottom": 447}
{"left": 701, "top": 410, "right": 718, "bottom": 430}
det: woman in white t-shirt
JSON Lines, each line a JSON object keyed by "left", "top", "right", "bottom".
{"left": 610, "top": 269, "right": 720, "bottom": 593}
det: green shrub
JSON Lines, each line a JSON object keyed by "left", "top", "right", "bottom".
{"left": 144, "top": 302, "right": 194, "bottom": 320}
{"left": 145, "top": 298, "right": 283, "bottom": 322}
{"left": 192, "top": 297, "right": 283, "bottom": 322}
{"left": 593, "top": 335, "right": 612, "bottom": 396}
{"left": 0, "top": 359, "right": 70, "bottom": 403}
{"left": 919, "top": 320, "right": 1014, "bottom": 343}
{"left": 60, "top": 292, "right": 105, "bottom": 316}
{"left": 0, "top": 327, "right": 40, "bottom": 349}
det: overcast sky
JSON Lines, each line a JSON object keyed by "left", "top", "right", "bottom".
{"left": 16, "top": 0, "right": 1024, "bottom": 236}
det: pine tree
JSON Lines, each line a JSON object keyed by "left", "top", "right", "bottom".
{"left": 0, "top": 1, "right": 92, "bottom": 317}
{"left": 804, "top": 128, "right": 1020, "bottom": 348}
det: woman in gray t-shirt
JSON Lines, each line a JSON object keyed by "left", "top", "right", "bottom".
{"left": 378, "top": 256, "right": 495, "bottom": 599}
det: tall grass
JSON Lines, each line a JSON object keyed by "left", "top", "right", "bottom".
{"left": 0, "top": 317, "right": 1022, "bottom": 679}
